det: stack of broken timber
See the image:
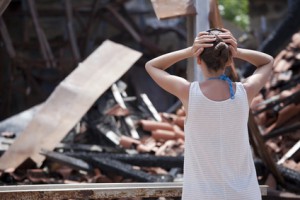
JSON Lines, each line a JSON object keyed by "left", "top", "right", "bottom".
{"left": 250, "top": 31, "right": 300, "bottom": 193}
{"left": 0, "top": 80, "right": 186, "bottom": 184}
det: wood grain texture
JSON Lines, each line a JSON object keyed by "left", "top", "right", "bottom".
{"left": 151, "top": 0, "right": 196, "bottom": 20}
{"left": 0, "top": 40, "right": 142, "bottom": 170}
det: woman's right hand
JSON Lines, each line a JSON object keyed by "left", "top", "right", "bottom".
{"left": 192, "top": 31, "right": 216, "bottom": 57}
{"left": 219, "top": 28, "right": 238, "bottom": 57}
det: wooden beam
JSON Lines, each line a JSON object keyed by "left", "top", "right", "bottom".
{"left": 64, "top": 0, "right": 81, "bottom": 62}
{"left": 0, "top": 17, "right": 16, "bottom": 58}
{"left": 248, "top": 113, "right": 285, "bottom": 185}
{"left": 27, "top": 0, "right": 56, "bottom": 67}
{"left": 0, "top": 40, "right": 142, "bottom": 170}
{"left": 0, "top": 182, "right": 269, "bottom": 200}
{"left": 151, "top": 0, "right": 197, "bottom": 20}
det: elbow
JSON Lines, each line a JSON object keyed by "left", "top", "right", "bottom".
{"left": 145, "top": 61, "right": 155, "bottom": 74}
{"left": 145, "top": 62, "right": 151, "bottom": 74}
{"left": 268, "top": 55, "right": 274, "bottom": 69}
{"left": 268, "top": 55, "right": 274, "bottom": 65}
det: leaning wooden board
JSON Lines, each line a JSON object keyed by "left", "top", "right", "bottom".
{"left": 151, "top": 0, "right": 196, "bottom": 20}
{"left": 0, "top": 40, "right": 142, "bottom": 170}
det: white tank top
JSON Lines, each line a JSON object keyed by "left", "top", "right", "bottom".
{"left": 182, "top": 81, "right": 261, "bottom": 200}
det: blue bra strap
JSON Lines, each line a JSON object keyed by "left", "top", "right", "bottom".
{"left": 208, "top": 74, "right": 235, "bottom": 99}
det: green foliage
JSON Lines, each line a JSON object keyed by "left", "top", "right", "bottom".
{"left": 218, "top": 0, "right": 249, "bottom": 30}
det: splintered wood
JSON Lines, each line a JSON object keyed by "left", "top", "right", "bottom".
{"left": 0, "top": 40, "right": 141, "bottom": 170}
{"left": 151, "top": 0, "right": 196, "bottom": 20}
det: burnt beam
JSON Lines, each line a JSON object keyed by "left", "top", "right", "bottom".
{"left": 66, "top": 152, "right": 184, "bottom": 169}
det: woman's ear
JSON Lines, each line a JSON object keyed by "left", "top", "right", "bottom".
{"left": 226, "top": 58, "right": 233, "bottom": 66}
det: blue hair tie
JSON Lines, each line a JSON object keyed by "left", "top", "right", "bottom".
{"left": 208, "top": 74, "right": 235, "bottom": 99}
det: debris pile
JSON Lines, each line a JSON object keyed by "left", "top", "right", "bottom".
{"left": 250, "top": 31, "right": 300, "bottom": 192}
{"left": 0, "top": 0, "right": 300, "bottom": 198}
{"left": 0, "top": 79, "right": 187, "bottom": 185}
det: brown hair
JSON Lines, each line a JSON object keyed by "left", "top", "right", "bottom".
{"left": 199, "top": 28, "right": 232, "bottom": 72}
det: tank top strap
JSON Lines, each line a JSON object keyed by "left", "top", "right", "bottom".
{"left": 189, "top": 81, "right": 201, "bottom": 97}
{"left": 235, "top": 82, "right": 249, "bottom": 106}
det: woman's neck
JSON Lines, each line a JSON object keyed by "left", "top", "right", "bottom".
{"left": 204, "top": 70, "right": 224, "bottom": 79}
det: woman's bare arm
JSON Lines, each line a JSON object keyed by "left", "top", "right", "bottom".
{"left": 145, "top": 33, "right": 216, "bottom": 103}
{"left": 234, "top": 48, "right": 274, "bottom": 103}
{"left": 219, "top": 29, "right": 274, "bottom": 103}
{"left": 145, "top": 47, "right": 192, "bottom": 101}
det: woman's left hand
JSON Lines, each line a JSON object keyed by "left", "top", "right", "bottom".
{"left": 192, "top": 31, "right": 216, "bottom": 57}
{"left": 219, "top": 28, "right": 238, "bottom": 57}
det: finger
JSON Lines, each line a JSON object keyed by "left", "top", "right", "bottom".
{"left": 222, "top": 38, "right": 237, "bottom": 47}
{"left": 218, "top": 33, "right": 233, "bottom": 38}
{"left": 195, "top": 38, "right": 216, "bottom": 43}
{"left": 220, "top": 28, "right": 232, "bottom": 35}
{"left": 193, "top": 43, "right": 214, "bottom": 48}
{"left": 195, "top": 34, "right": 215, "bottom": 41}
{"left": 197, "top": 31, "right": 209, "bottom": 37}
{"left": 219, "top": 34, "right": 237, "bottom": 43}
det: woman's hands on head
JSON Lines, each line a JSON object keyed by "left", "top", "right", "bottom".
{"left": 192, "top": 31, "right": 216, "bottom": 57}
{"left": 192, "top": 28, "right": 238, "bottom": 58}
{"left": 218, "top": 28, "right": 238, "bottom": 57}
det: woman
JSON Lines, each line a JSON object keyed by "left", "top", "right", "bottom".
{"left": 145, "top": 28, "right": 273, "bottom": 200}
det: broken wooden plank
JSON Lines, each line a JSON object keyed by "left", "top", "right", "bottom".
{"left": 140, "top": 93, "right": 162, "bottom": 121}
{"left": 40, "top": 150, "right": 94, "bottom": 172}
{"left": 0, "top": 0, "right": 11, "bottom": 16}
{"left": 83, "top": 157, "right": 172, "bottom": 182}
{"left": 27, "top": 0, "right": 55, "bottom": 67}
{"left": 111, "top": 83, "right": 140, "bottom": 139}
{"left": 66, "top": 152, "right": 184, "bottom": 169}
{"left": 248, "top": 113, "right": 285, "bottom": 185}
{"left": 0, "top": 40, "right": 142, "bottom": 170}
{"left": 64, "top": 0, "right": 81, "bottom": 62}
{"left": 0, "top": 17, "right": 16, "bottom": 58}
{"left": 55, "top": 143, "right": 122, "bottom": 153}
{"left": 150, "top": 0, "right": 197, "bottom": 20}
{"left": 0, "top": 183, "right": 269, "bottom": 199}
{"left": 0, "top": 182, "right": 182, "bottom": 199}
{"left": 277, "top": 140, "right": 300, "bottom": 165}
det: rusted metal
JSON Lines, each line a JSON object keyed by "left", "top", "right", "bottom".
{"left": 0, "top": 182, "right": 268, "bottom": 200}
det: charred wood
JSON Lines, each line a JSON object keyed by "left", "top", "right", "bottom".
{"left": 65, "top": 152, "right": 184, "bottom": 169}
{"left": 263, "top": 123, "right": 300, "bottom": 141}
{"left": 254, "top": 90, "right": 300, "bottom": 115}
{"left": 82, "top": 156, "right": 173, "bottom": 182}
{"left": 277, "top": 165, "right": 300, "bottom": 194}
{"left": 41, "top": 150, "right": 94, "bottom": 173}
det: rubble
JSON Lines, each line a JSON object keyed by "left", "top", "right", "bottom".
{"left": 0, "top": 0, "right": 299, "bottom": 199}
{"left": 250, "top": 31, "right": 300, "bottom": 193}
